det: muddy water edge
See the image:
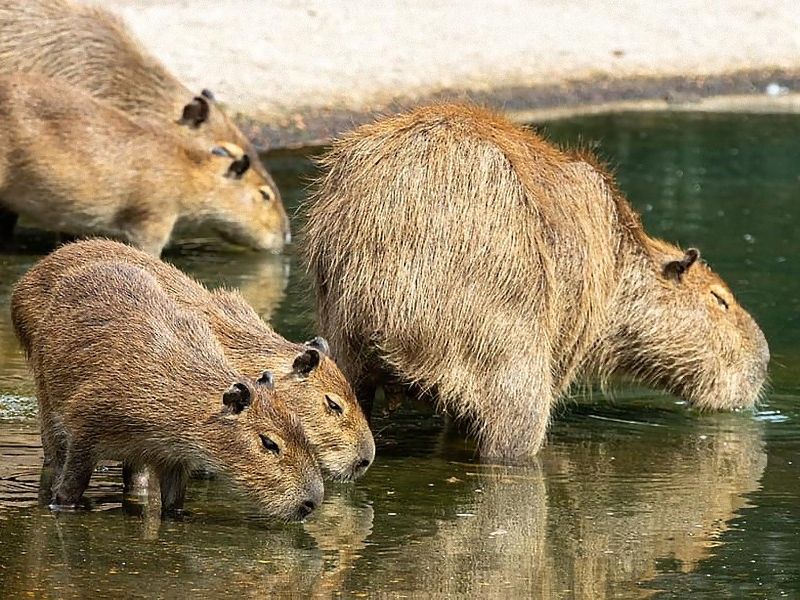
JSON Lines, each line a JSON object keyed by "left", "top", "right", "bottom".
{"left": 0, "top": 112, "right": 797, "bottom": 598}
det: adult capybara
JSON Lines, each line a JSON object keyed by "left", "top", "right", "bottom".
{"left": 29, "top": 260, "right": 323, "bottom": 518}
{"left": 0, "top": 74, "right": 289, "bottom": 255}
{"left": 11, "top": 239, "right": 375, "bottom": 481}
{"left": 0, "top": 0, "right": 281, "bottom": 199}
{"left": 304, "top": 104, "right": 770, "bottom": 460}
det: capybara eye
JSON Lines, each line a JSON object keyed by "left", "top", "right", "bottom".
{"left": 259, "top": 434, "right": 280, "bottom": 454}
{"left": 260, "top": 188, "right": 274, "bottom": 202}
{"left": 711, "top": 290, "right": 729, "bottom": 310}
{"left": 325, "top": 394, "right": 343, "bottom": 415}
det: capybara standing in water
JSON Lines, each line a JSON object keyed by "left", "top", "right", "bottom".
{"left": 0, "top": 0, "right": 282, "bottom": 201}
{"left": 28, "top": 260, "right": 323, "bottom": 518}
{"left": 12, "top": 239, "right": 375, "bottom": 481}
{"left": 304, "top": 104, "right": 770, "bottom": 460}
{"left": 0, "top": 74, "right": 288, "bottom": 255}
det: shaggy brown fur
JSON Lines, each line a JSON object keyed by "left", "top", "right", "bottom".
{"left": 27, "top": 260, "right": 323, "bottom": 518}
{"left": 0, "top": 74, "right": 289, "bottom": 255}
{"left": 304, "top": 103, "right": 770, "bottom": 459}
{"left": 11, "top": 239, "right": 375, "bottom": 480}
{"left": 0, "top": 0, "right": 280, "bottom": 197}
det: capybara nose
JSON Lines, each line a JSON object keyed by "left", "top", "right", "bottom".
{"left": 300, "top": 499, "right": 317, "bottom": 516}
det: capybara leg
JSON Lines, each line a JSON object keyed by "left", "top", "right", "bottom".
{"left": 0, "top": 207, "right": 17, "bottom": 244}
{"left": 160, "top": 466, "right": 189, "bottom": 513}
{"left": 53, "top": 442, "right": 95, "bottom": 506}
{"left": 355, "top": 377, "right": 378, "bottom": 422}
{"left": 128, "top": 216, "right": 177, "bottom": 257}
{"left": 122, "top": 463, "right": 154, "bottom": 495}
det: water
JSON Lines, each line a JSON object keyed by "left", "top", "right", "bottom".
{"left": 0, "top": 112, "right": 797, "bottom": 598}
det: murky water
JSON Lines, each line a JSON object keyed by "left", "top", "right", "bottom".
{"left": 0, "top": 112, "right": 797, "bottom": 598}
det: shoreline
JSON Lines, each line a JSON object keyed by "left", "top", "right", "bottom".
{"left": 237, "top": 69, "right": 800, "bottom": 151}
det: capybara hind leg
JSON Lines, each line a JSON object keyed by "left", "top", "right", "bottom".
{"left": 53, "top": 442, "right": 95, "bottom": 506}
{"left": 0, "top": 207, "right": 17, "bottom": 244}
{"left": 160, "top": 466, "right": 189, "bottom": 513}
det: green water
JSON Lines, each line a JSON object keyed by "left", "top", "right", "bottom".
{"left": 0, "top": 112, "right": 797, "bottom": 598}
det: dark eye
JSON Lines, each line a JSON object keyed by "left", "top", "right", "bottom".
{"left": 711, "top": 290, "right": 729, "bottom": 310}
{"left": 325, "top": 394, "right": 343, "bottom": 415}
{"left": 260, "top": 188, "right": 274, "bottom": 202}
{"left": 259, "top": 434, "right": 280, "bottom": 454}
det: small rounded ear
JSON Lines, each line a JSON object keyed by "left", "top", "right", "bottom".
{"left": 222, "top": 381, "right": 252, "bottom": 414}
{"left": 226, "top": 154, "right": 251, "bottom": 179}
{"left": 293, "top": 348, "right": 321, "bottom": 377}
{"left": 663, "top": 248, "right": 700, "bottom": 282}
{"left": 257, "top": 370, "right": 274, "bottom": 389}
{"left": 304, "top": 336, "right": 330, "bottom": 356}
{"left": 201, "top": 88, "right": 215, "bottom": 101}
{"left": 178, "top": 96, "right": 210, "bottom": 128}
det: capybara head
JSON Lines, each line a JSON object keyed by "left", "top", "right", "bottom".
{"left": 202, "top": 141, "right": 290, "bottom": 252}
{"left": 607, "top": 240, "right": 769, "bottom": 410}
{"left": 211, "top": 374, "right": 324, "bottom": 520}
{"left": 209, "top": 290, "right": 376, "bottom": 481}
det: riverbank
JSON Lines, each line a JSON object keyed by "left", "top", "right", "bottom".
{"left": 89, "top": 0, "right": 800, "bottom": 148}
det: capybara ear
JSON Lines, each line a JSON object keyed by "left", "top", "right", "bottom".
{"left": 201, "top": 88, "right": 215, "bottom": 101}
{"left": 293, "top": 348, "right": 321, "bottom": 377}
{"left": 226, "top": 154, "right": 251, "bottom": 179}
{"left": 304, "top": 336, "right": 331, "bottom": 356}
{"left": 222, "top": 381, "right": 252, "bottom": 414}
{"left": 257, "top": 370, "right": 275, "bottom": 389}
{"left": 178, "top": 96, "right": 209, "bottom": 128}
{"left": 663, "top": 248, "right": 700, "bottom": 282}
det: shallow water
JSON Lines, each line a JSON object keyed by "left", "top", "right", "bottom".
{"left": 0, "top": 112, "right": 798, "bottom": 598}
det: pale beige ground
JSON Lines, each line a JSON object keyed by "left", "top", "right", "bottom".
{"left": 86, "top": 0, "right": 800, "bottom": 123}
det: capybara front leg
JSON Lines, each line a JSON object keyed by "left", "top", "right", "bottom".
{"left": 52, "top": 441, "right": 95, "bottom": 506}
{"left": 160, "top": 466, "right": 189, "bottom": 513}
{"left": 0, "top": 207, "right": 17, "bottom": 244}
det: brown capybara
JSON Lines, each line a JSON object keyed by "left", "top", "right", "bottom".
{"left": 11, "top": 239, "right": 375, "bottom": 481}
{"left": 0, "top": 0, "right": 281, "bottom": 200}
{"left": 0, "top": 74, "right": 289, "bottom": 255}
{"left": 27, "top": 260, "right": 323, "bottom": 518}
{"left": 303, "top": 103, "right": 770, "bottom": 460}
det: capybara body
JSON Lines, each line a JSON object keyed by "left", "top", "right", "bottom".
{"left": 28, "top": 261, "right": 323, "bottom": 518}
{"left": 0, "top": 74, "right": 288, "bottom": 255}
{"left": 304, "top": 104, "right": 770, "bottom": 459}
{"left": 11, "top": 239, "right": 375, "bottom": 480}
{"left": 0, "top": 0, "right": 281, "bottom": 199}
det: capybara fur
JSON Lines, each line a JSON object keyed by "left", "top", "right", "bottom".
{"left": 0, "top": 74, "right": 289, "bottom": 255}
{"left": 304, "top": 103, "right": 770, "bottom": 460}
{"left": 11, "top": 239, "right": 375, "bottom": 481}
{"left": 27, "top": 260, "right": 323, "bottom": 518}
{"left": 0, "top": 0, "right": 281, "bottom": 199}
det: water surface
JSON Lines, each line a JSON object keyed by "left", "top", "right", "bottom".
{"left": 0, "top": 112, "right": 797, "bottom": 598}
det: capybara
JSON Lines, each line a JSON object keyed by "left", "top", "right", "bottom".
{"left": 303, "top": 104, "right": 770, "bottom": 460}
{"left": 27, "top": 260, "right": 323, "bottom": 518}
{"left": 11, "top": 239, "right": 375, "bottom": 481}
{"left": 0, "top": 0, "right": 281, "bottom": 201}
{"left": 0, "top": 74, "right": 289, "bottom": 255}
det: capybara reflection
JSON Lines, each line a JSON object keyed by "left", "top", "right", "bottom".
{"left": 11, "top": 239, "right": 374, "bottom": 481}
{"left": 24, "top": 261, "right": 322, "bottom": 518}
{"left": 304, "top": 103, "right": 769, "bottom": 459}
{"left": 0, "top": 0, "right": 283, "bottom": 204}
{"left": 0, "top": 74, "right": 288, "bottom": 255}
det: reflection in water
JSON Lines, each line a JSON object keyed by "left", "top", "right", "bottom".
{"left": 0, "top": 112, "right": 798, "bottom": 597}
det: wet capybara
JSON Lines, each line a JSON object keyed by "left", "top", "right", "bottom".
{"left": 0, "top": 0, "right": 282, "bottom": 201}
{"left": 0, "top": 74, "right": 289, "bottom": 255}
{"left": 27, "top": 260, "right": 323, "bottom": 518}
{"left": 304, "top": 103, "right": 770, "bottom": 460}
{"left": 11, "top": 239, "right": 375, "bottom": 481}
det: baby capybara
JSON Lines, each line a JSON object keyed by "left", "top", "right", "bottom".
{"left": 28, "top": 260, "right": 323, "bottom": 518}
{"left": 11, "top": 239, "right": 375, "bottom": 481}
{"left": 304, "top": 104, "right": 770, "bottom": 460}
{"left": 0, "top": 74, "right": 288, "bottom": 255}
{"left": 0, "top": 0, "right": 280, "bottom": 198}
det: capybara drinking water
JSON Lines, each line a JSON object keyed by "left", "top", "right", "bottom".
{"left": 11, "top": 239, "right": 375, "bottom": 481}
{"left": 303, "top": 104, "right": 770, "bottom": 460}
{"left": 0, "top": 74, "right": 289, "bottom": 255}
{"left": 0, "top": 0, "right": 281, "bottom": 199}
{"left": 27, "top": 260, "right": 323, "bottom": 518}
